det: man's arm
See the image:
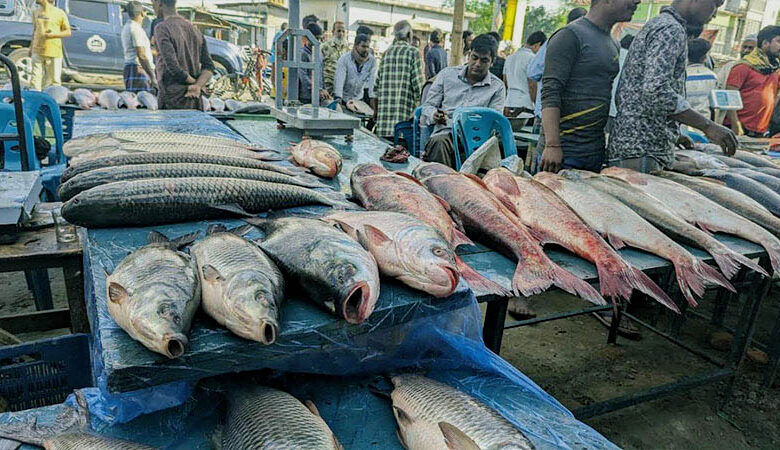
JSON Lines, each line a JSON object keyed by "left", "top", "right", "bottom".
{"left": 528, "top": 79, "right": 538, "bottom": 103}
{"left": 488, "top": 83, "right": 506, "bottom": 113}
{"left": 48, "top": 13, "right": 71, "bottom": 39}
{"left": 539, "top": 29, "right": 578, "bottom": 172}
{"left": 421, "top": 71, "right": 445, "bottom": 126}
{"left": 367, "top": 57, "right": 377, "bottom": 99}
{"left": 155, "top": 26, "right": 191, "bottom": 84}
{"left": 132, "top": 27, "right": 156, "bottom": 86}
{"left": 186, "top": 37, "right": 214, "bottom": 98}
{"left": 333, "top": 55, "right": 346, "bottom": 100}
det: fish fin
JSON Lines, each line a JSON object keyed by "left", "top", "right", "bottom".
{"left": 243, "top": 217, "right": 269, "bottom": 230}
{"left": 395, "top": 428, "right": 408, "bottom": 449}
{"left": 73, "top": 390, "right": 91, "bottom": 431}
{"left": 329, "top": 218, "right": 356, "bottom": 236}
{"left": 598, "top": 261, "right": 680, "bottom": 313}
{"left": 147, "top": 230, "right": 170, "bottom": 245}
{"left": 694, "top": 260, "right": 736, "bottom": 293}
{"left": 171, "top": 231, "right": 201, "bottom": 249}
{"left": 510, "top": 259, "right": 554, "bottom": 297}
{"left": 393, "top": 406, "right": 414, "bottom": 428}
{"left": 332, "top": 434, "right": 345, "bottom": 450}
{"left": 463, "top": 173, "right": 490, "bottom": 191}
{"left": 304, "top": 400, "right": 322, "bottom": 417}
{"left": 209, "top": 424, "right": 224, "bottom": 450}
{"left": 712, "top": 246, "right": 768, "bottom": 278}
{"left": 107, "top": 282, "right": 130, "bottom": 304}
{"left": 432, "top": 193, "right": 453, "bottom": 212}
{"left": 451, "top": 228, "right": 474, "bottom": 248}
{"left": 320, "top": 190, "right": 360, "bottom": 210}
{"left": 256, "top": 151, "right": 286, "bottom": 161}
{"left": 606, "top": 233, "right": 626, "bottom": 250}
{"left": 549, "top": 263, "right": 606, "bottom": 306}
{"left": 767, "top": 243, "right": 780, "bottom": 276}
{"left": 495, "top": 193, "right": 520, "bottom": 217}
{"left": 357, "top": 224, "right": 392, "bottom": 248}
{"left": 207, "top": 224, "right": 228, "bottom": 235}
{"left": 201, "top": 264, "right": 224, "bottom": 283}
{"left": 393, "top": 171, "right": 425, "bottom": 186}
{"left": 455, "top": 254, "right": 511, "bottom": 297}
{"left": 211, "top": 203, "right": 253, "bottom": 217}
{"left": 226, "top": 224, "right": 254, "bottom": 237}
{"left": 602, "top": 167, "right": 647, "bottom": 185}
{"left": 699, "top": 177, "right": 727, "bottom": 186}
{"left": 438, "top": 422, "right": 480, "bottom": 450}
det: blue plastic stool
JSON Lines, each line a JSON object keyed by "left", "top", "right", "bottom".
{"left": 412, "top": 106, "right": 434, "bottom": 158}
{"left": 452, "top": 107, "right": 517, "bottom": 170}
{"left": 393, "top": 120, "right": 414, "bottom": 152}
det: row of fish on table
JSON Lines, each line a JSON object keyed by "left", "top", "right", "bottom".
{"left": 0, "top": 374, "right": 535, "bottom": 449}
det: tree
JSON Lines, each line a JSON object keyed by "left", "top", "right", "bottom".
{"left": 523, "top": 6, "right": 563, "bottom": 39}
{"left": 443, "top": 0, "right": 493, "bottom": 34}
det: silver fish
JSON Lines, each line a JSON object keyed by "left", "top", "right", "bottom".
{"left": 64, "top": 130, "right": 263, "bottom": 156}
{"left": 697, "top": 169, "right": 780, "bottom": 216}
{"left": 43, "top": 85, "right": 70, "bottom": 105}
{"left": 733, "top": 150, "right": 779, "bottom": 168}
{"left": 225, "top": 99, "right": 244, "bottom": 111}
{"left": 119, "top": 91, "right": 140, "bottom": 110}
{"left": 732, "top": 168, "right": 780, "bottom": 193}
{"left": 97, "top": 89, "right": 122, "bottom": 110}
{"left": 71, "top": 88, "right": 97, "bottom": 109}
{"left": 210, "top": 97, "right": 226, "bottom": 112}
{"left": 191, "top": 227, "right": 284, "bottom": 344}
{"left": 74, "top": 142, "right": 283, "bottom": 162}
{"left": 201, "top": 95, "right": 211, "bottom": 112}
{"left": 391, "top": 374, "right": 534, "bottom": 450}
{"left": 137, "top": 91, "right": 158, "bottom": 110}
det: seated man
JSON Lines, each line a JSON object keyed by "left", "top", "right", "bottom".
{"left": 333, "top": 33, "right": 377, "bottom": 107}
{"left": 421, "top": 34, "right": 505, "bottom": 167}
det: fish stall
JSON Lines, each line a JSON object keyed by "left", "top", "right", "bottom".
{"left": 0, "top": 109, "right": 621, "bottom": 449}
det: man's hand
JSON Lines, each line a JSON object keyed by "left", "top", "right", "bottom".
{"left": 539, "top": 145, "right": 563, "bottom": 173}
{"left": 676, "top": 134, "right": 694, "bottom": 149}
{"left": 185, "top": 84, "right": 201, "bottom": 98}
{"left": 730, "top": 121, "right": 744, "bottom": 136}
{"left": 320, "top": 89, "right": 332, "bottom": 102}
{"left": 705, "top": 122, "right": 738, "bottom": 156}
{"left": 433, "top": 109, "right": 447, "bottom": 124}
{"left": 185, "top": 75, "right": 197, "bottom": 85}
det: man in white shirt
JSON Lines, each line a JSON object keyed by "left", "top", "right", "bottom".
{"left": 121, "top": 1, "right": 156, "bottom": 93}
{"left": 333, "top": 33, "right": 377, "bottom": 105}
{"left": 686, "top": 38, "right": 718, "bottom": 119}
{"left": 503, "top": 31, "right": 546, "bottom": 116}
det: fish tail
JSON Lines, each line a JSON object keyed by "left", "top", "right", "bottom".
{"left": 599, "top": 261, "right": 680, "bottom": 313}
{"left": 454, "top": 254, "right": 511, "bottom": 297}
{"left": 671, "top": 259, "right": 706, "bottom": 308}
{"left": 550, "top": 263, "right": 606, "bottom": 306}
{"left": 713, "top": 245, "right": 769, "bottom": 278}
{"left": 320, "top": 190, "right": 360, "bottom": 210}
{"left": 511, "top": 260, "right": 554, "bottom": 297}
{"left": 765, "top": 242, "right": 780, "bottom": 275}
{"left": 692, "top": 259, "right": 736, "bottom": 293}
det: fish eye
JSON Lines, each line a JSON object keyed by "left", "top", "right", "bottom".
{"left": 432, "top": 247, "right": 447, "bottom": 257}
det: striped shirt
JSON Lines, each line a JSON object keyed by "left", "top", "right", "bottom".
{"left": 375, "top": 40, "right": 424, "bottom": 137}
{"left": 685, "top": 64, "right": 717, "bottom": 118}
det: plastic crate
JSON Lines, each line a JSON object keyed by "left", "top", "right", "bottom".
{"left": 0, "top": 334, "right": 91, "bottom": 411}
{"left": 61, "top": 105, "right": 77, "bottom": 143}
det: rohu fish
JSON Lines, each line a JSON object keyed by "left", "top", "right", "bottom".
{"left": 119, "top": 91, "right": 140, "bottom": 109}
{"left": 289, "top": 138, "right": 343, "bottom": 178}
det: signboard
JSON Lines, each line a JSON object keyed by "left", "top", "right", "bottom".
{"left": 86, "top": 34, "right": 106, "bottom": 53}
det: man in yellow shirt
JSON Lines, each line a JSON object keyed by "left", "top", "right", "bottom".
{"left": 30, "top": 0, "right": 71, "bottom": 90}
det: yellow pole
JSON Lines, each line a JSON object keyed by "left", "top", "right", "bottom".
{"left": 503, "top": 0, "right": 517, "bottom": 41}
{"left": 451, "top": 0, "right": 465, "bottom": 65}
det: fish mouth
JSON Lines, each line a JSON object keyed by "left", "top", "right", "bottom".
{"left": 162, "top": 333, "right": 188, "bottom": 359}
{"left": 342, "top": 281, "right": 372, "bottom": 324}
{"left": 443, "top": 266, "right": 460, "bottom": 293}
{"left": 257, "top": 320, "right": 278, "bottom": 345}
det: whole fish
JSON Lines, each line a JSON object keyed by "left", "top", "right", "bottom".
{"left": 210, "top": 97, "right": 226, "bottom": 112}
{"left": 696, "top": 169, "right": 780, "bottom": 216}
{"left": 88, "top": 142, "right": 283, "bottom": 162}
{"left": 43, "top": 85, "right": 70, "bottom": 105}
{"left": 61, "top": 152, "right": 304, "bottom": 183}
{"left": 675, "top": 150, "right": 730, "bottom": 170}
{"left": 201, "top": 95, "right": 211, "bottom": 112}
{"left": 350, "top": 164, "right": 509, "bottom": 297}
{"left": 290, "top": 138, "right": 343, "bottom": 178}
{"left": 413, "top": 163, "right": 603, "bottom": 303}
{"left": 222, "top": 384, "right": 341, "bottom": 449}
{"left": 71, "top": 88, "right": 97, "bottom": 109}
{"left": 58, "top": 163, "right": 326, "bottom": 200}
{"left": 486, "top": 168, "right": 674, "bottom": 310}
{"left": 119, "top": 91, "right": 140, "bottom": 109}
{"left": 603, "top": 167, "right": 778, "bottom": 275}
{"left": 563, "top": 170, "right": 764, "bottom": 280}
{"left": 535, "top": 172, "right": 734, "bottom": 307}
{"left": 752, "top": 166, "right": 780, "bottom": 179}
{"left": 97, "top": 89, "right": 122, "bottom": 110}
{"left": 732, "top": 168, "right": 780, "bottom": 193}
{"left": 346, "top": 99, "right": 374, "bottom": 116}
{"left": 711, "top": 154, "right": 755, "bottom": 169}
{"left": 656, "top": 171, "right": 780, "bottom": 237}
{"left": 191, "top": 226, "right": 284, "bottom": 344}
{"left": 322, "top": 211, "right": 460, "bottom": 297}
{"left": 225, "top": 99, "right": 244, "bottom": 111}
{"left": 137, "top": 91, "right": 158, "bottom": 110}
{"left": 391, "top": 374, "right": 534, "bottom": 450}
{"left": 733, "top": 150, "right": 779, "bottom": 168}
{"left": 105, "top": 231, "right": 200, "bottom": 358}
{"left": 248, "top": 217, "right": 380, "bottom": 324}
{"left": 64, "top": 130, "right": 264, "bottom": 156}
{"left": 61, "top": 178, "right": 354, "bottom": 228}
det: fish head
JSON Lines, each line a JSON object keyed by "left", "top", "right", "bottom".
{"left": 323, "top": 253, "right": 380, "bottom": 324}
{"left": 600, "top": 166, "right": 647, "bottom": 184}
{"left": 128, "top": 286, "right": 190, "bottom": 358}
{"left": 224, "top": 270, "right": 280, "bottom": 344}
{"left": 351, "top": 163, "right": 387, "bottom": 179}
{"left": 311, "top": 146, "right": 343, "bottom": 175}
{"left": 61, "top": 184, "right": 128, "bottom": 226}
{"left": 411, "top": 162, "right": 454, "bottom": 181}
{"left": 557, "top": 169, "right": 598, "bottom": 181}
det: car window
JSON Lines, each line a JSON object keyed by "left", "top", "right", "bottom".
{"left": 69, "top": 0, "right": 110, "bottom": 23}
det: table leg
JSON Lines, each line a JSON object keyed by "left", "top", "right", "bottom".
{"left": 483, "top": 298, "right": 508, "bottom": 354}
{"left": 763, "top": 300, "right": 780, "bottom": 388}
{"left": 27, "top": 269, "right": 53, "bottom": 311}
{"left": 607, "top": 303, "right": 622, "bottom": 344}
{"left": 63, "top": 263, "right": 89, "bottom": 333}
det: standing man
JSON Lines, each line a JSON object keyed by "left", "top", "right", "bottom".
{"left": 421, "top": 34, "right": 505, "bottom": 167}
{"left": 487, "top": 32, "right": 505, "bottom": 79}
{"left": 333, "top": 33, "right": 377, "bottom": 105}
{"left": 121, "top": 1, "right": 156, "bottom": 93}
{"left": 30, "top": 0, "right": 70, "bottom": 91}
{"left": 299, "top": 23, "right": 331, "bottom": 105}
{"left": 724, "top": 26, "right": 780, "bottom": 137}
{"left": 374, "top": 20, "right": 423, "bottom": 140}
{"left": 425, "top": 30, "right": 448, "bottom": 79}
{"left": 152, "top": 0, "right": 214, "bottom": 110}
{"left": 321, "top": 21, "right": 349, "bottom": 95}
{"left": 503, "top": 30, "right": 545, "bottom": 116}
{"left": 538, "top": 0, "right": 640, "bottom": 173}
{"left": 607, "top": 0, "right": 737, "bottom": 171}
{"left": 716, "top": 34, "right": 757, "bottom": 89}
{"left": 685, "top": 38, "right": 718, "bottom": 119}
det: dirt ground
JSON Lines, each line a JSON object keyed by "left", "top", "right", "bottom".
{"left": 4, "top": 268, "right": 779, "bottom": 448}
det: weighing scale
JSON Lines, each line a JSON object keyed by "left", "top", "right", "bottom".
{"left": 709, "top": 89, "right": 743, "bottom": 111}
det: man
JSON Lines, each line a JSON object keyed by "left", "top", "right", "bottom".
{"left": 724, "top": 26, "right": 780, "bottom": 137}
{"left": 421, "top": 34, "right": 505, "bottom": 167}
{"left": 30, "top": 0, "right": 70, "bottom": 91}
{"left": 121, "top": 1, "right": 156, "bottom": 93}
{"left": 487, "top": 31, "right": 505, "bottom": 79}
{"left": 463, "top": 30, "right": 474, "bottom": 53}
{"left": 608, "top": 34, "right": 633, "bottom": 131}
{"left": 152, "top": 0, "right": 213, "bottom": 110}
{"left": 607, "top": 0, "right": 738, "bottom": 172}
{"left": 686, "top": 38, "right": 718, "bottom": 119}
{"left": 374, "top": 20, "right": 423, "bottom": 140}
{"left": 299, "top": 23, "right": 331, "bottom": 105}
{"left": 333, "top": 33, "right": 377, "bottom": 106}
{"left": 321, "top": 21, "right": 349, "bottom": 94}
{"left": 538, "top": 0, "right": 639, "bottom": 173}
{"left": 270, "top": 22, "right": 287, "bottom": 64}
{"left": 425, "top": 30, "right": 448, "bottom": 79}
{"left": 302, "top": 14, "right": 319, "bottom": 29}
{"left": 503, "top": 30, "right": 545, "bottom": 116}
{"left": 716, "top": 34, "right": 757, "bottom": 89}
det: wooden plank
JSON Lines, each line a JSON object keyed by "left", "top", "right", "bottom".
{"left": 63, "top": 264, "right": 89, "bottom": 333}
{"left": 0, "top": 309, "right": 71, "bottom": 334}
{"left": 0, "top": 227, "right": 82, "bottom": 270}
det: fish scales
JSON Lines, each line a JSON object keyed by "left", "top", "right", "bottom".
{"left": 223, "top": 386, "right": 340, "bottom": 450}
{"left": 733, "top": 150, "right": 779, "bottom": 168}
{"left": 391, "top": 374, "right": 534, "bottom": 450}
{"left": 63, "top": 130, "right": 262, "bottom": 157}
{"left": 58, "top": 163, "right": 324, "bottom": 200}
{"left": 90, "top": 142, "right": 278, "bottom": 161}
{"left": 61, "top": 178, "right": 350, "bottom": 227}
{"left": 42, "top": 433, "right": 156, "bottom": 449}
{"left": 695, "top": 169, "right": 780, "bottom": 216}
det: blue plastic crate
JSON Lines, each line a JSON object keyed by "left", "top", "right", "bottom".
{"left": 61, "top": 105, "right": 77, "bottom": 143}
{"left": 0, "top": 334, "right": 91, "bottom": 411}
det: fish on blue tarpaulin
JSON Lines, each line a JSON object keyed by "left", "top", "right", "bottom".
{"left": 65, "top": 141, "right": 283, "bottom": 164}
{"left": 119, "top": 91, "right": 140, "bottom": 110}
{"left": 137, "top": 91, "right": 158, "bottom": 110}
{"left": 43, "top": 85, "right": 70, "bottom": 105}
{"left": 97, "top": 89, "right": 122, "bottom": 110}
{"left": 289, "top": 138, "right": 343, "bottom": 179}
{"left": 63, "top": 130, "right": 266, "bottom": 157}
{"left": 71, "top": 88, "right": 97, "bottom": 109}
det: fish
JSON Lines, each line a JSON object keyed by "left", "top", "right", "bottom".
{"left": 322, "top": 211, "right": 460, "bottom": 297}
{"left": 350, "top": 164, "right": 510, "bottom": 297}
{"left": 191, "top": 226, "right": 284, "bottom": 344}
{"left": 733, "top": 150, "right": 779, "bottom": 168}
{"left": 61, "top": 152, "right": 304, "bottom": 183}
{"left": 535, "top": 172, "right": 734, "bottom": 307}
{"left": 225, "top": 99, "right": 245, "bottom": 111}
{"left": 413, "top": 163, "right": 603, "bottom": 303}
{"left": 248, "top": 217, "right": 380, "bottom": 324}
{"left": 105, "top": 231, "right": 201, "bottom": 358}
{"left": 603, "top": 167, "right": 779, "bottom": 275}
{"left": 695, "top": 169, "right": 780, "bottom": 216}
{"left": 64, "top": 130, "right": 264, "bottom": 156}
{"left": 656, "top": 171, "right": 780, "bottom": 238}
{"left": 58, "top": 163, "right": 327, "bottom": 201}
{"left": 119, "top": 91, "right": 140, "bottom": 110}
{"left": 486, "top": 168, "right": 674, "bottom": 310}
{"left": 346, "top": 99, "right": 374, "bottom": 116}
{"left": 732, "top": 168, "right": 780, "bottom": 193}
{"left": 221, "top": 384, "right": 341, "bottom": 449}
{"left": 61, "top": 178, "right": 354, "bottom": 228}
{"left": 290, "top": 138, "right": 343, "bottom": 178}
{"left": 137, "top": 91, "right": 158, "bottom": 110}
{"left": 43, "top": 85, "right": 70, "bottom": 105}
{"left": 201, "top": 95, "right": 210, "bottom": 112}
{"left": 562, "top": 170, "right": 765, "bottom": 280}
{"left": 76, "top": 142, "right": 283, "bottom": 162}
{"left": 210, "top": 97, "right": 226, "bottom": 112}
{"left": 390, "top": 374, "right": 534, "bottom": 450}
{"left": 711, "top": 154, "right": 755, "bottom": 169}
{"left": 675, "top": 150, "right": 730, "bottom": 170}
{"left": 71, "top": 88, "right": 97, "bottom": 109}
{"left": 752, "top": 166, "right": 780, "bottom": 179}
{"left": 97, "top": 89, "right": 122, "bottom": 110}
